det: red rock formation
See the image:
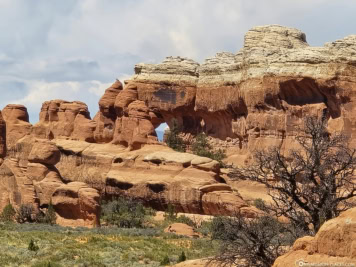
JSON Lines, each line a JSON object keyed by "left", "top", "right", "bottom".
{"left": 32, "top": 100, "right": 96, "bottom": 142}
{"left": 1, "top": 104, "right": 32, "bottom": 149}
{"left": 0, "top": 137, "right": 101, "bottom": 227}
{"left": 273, "top": 207, "right": 356, "bottom": 267}
{"left": 126, "top": 25, "right": 356, "bottom": 160}
{"left": 55, "top": 140, "right": 260, "bottom": 217}
{"left": 0, "top": 157, "right": 39, "bottom": 212}
{"left": 2, "top": 24, "right": 356, "bottom": 223}
{"left": 93, "top": 80, "right": 123, "bottom": 143}
{"left": 11, "top": 25, "right": 355, "bottom": 156}
{"left": 0, "top": 111, "right": 6, "bottom": 158}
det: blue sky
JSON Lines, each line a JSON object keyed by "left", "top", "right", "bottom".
{"left": 0, "top": 0, "right": 355, "bottom": 125}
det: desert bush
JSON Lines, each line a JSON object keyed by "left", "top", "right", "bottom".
{"left": 196, "top": 220, "right": 213, "bottom": 237}
{"left": 178, "top": 251, "right": 186, "bottom": 262}
{"left": 36, "top": 203, "right": 57, "bottom": 225}
{"left": 252, "top": 198, "right": 268, "bottom": 212}
{"left": 210, "top": 214, "right": 296, "bottom": 267}
{"left": 101, "top": 197, "right": 155, "bottom": 228}
{"left": 175, "top": 215, "right": 197, "bottom": 228}
{"left": 0, "top": 203, "right": 16, "bottom": 222}
{"left": 16, "top": 204, "right": 35, "bottom": 223}
{"left": 191, "top": 133, "right": 226, "bottom": 165}
{"left": 165, "top": 119, "right": 186, "bottom": 152}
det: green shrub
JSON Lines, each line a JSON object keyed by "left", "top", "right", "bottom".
{"left": 101, "top": 197, "right": 154, "bottom": 228}
{"left": 191, "top": 133, "right": 226, "bottom": 165}
{"left": 160, "top": 255, "right": 170, "bottom": 265}
{"left": 0, "top": 203, "right": 16, "bottom": 222}
{"left": 165, "top": 119, "right": 186, "bottom": 152}
{"left": 28, "top": 239, "right": 39, "bottom": 252}
{"left": 196, "top": 220, "right": 213, "bottom": 237}
{"left": 252, "top": 198, "right": 268, "bottom": 212}
{"left": 178, "top": 251, "right": 186, "bottom": 262}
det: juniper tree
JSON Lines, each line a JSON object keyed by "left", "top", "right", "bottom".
{"left": 165, "top": 119, "right": 186, "bottom": 152}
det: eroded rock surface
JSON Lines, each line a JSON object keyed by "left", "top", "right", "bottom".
{"left": 273, "top": 207, "right": 356, "bottom": 267}
{"left": 52, "top": 182, "right": 101, "bottom": 228}
{"left": 0, "top": 138, "right": 100, "bottom": 227}
{"left": 94, "top": 80, "right": 123, "bottom": 143}
{"left": 28, "top": 140, "right": 64, "bottom": 207}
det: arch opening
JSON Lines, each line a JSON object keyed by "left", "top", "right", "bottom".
{"left": 155, "top": 122, "right": 168, "bottom": 142}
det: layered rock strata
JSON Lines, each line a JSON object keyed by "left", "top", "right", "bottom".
{"left": 55, "top": 140, "right": 261, "bottom": 217}
{"left": 119, "top": 25, "right": 356, "bottom": 155}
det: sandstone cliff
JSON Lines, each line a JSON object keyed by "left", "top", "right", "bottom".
{"left": 129, "top": 25, "right": 356, "bottom": 157}
{"left": 0, "top": 24, "right": 356, "bottom": 225}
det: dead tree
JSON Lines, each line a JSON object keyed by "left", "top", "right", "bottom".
{"left": 230, "top": 116, "right": 356, "bottom": 234}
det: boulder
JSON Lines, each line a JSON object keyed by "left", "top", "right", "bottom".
{"left": 164, "top": 223, "right": 201, "bottom": 238}
{"left": 273, "top": 207, "right": 356, "bottom": 267}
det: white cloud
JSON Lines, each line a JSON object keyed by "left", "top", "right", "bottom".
{"left": 88, "top": 80, "right": 112, "bottom": 97}
{"left": 0, "top": 0, "right": 355, "bottom": 123}
{"left": 8, "top": 79, "right": 112, "bottom": 123}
